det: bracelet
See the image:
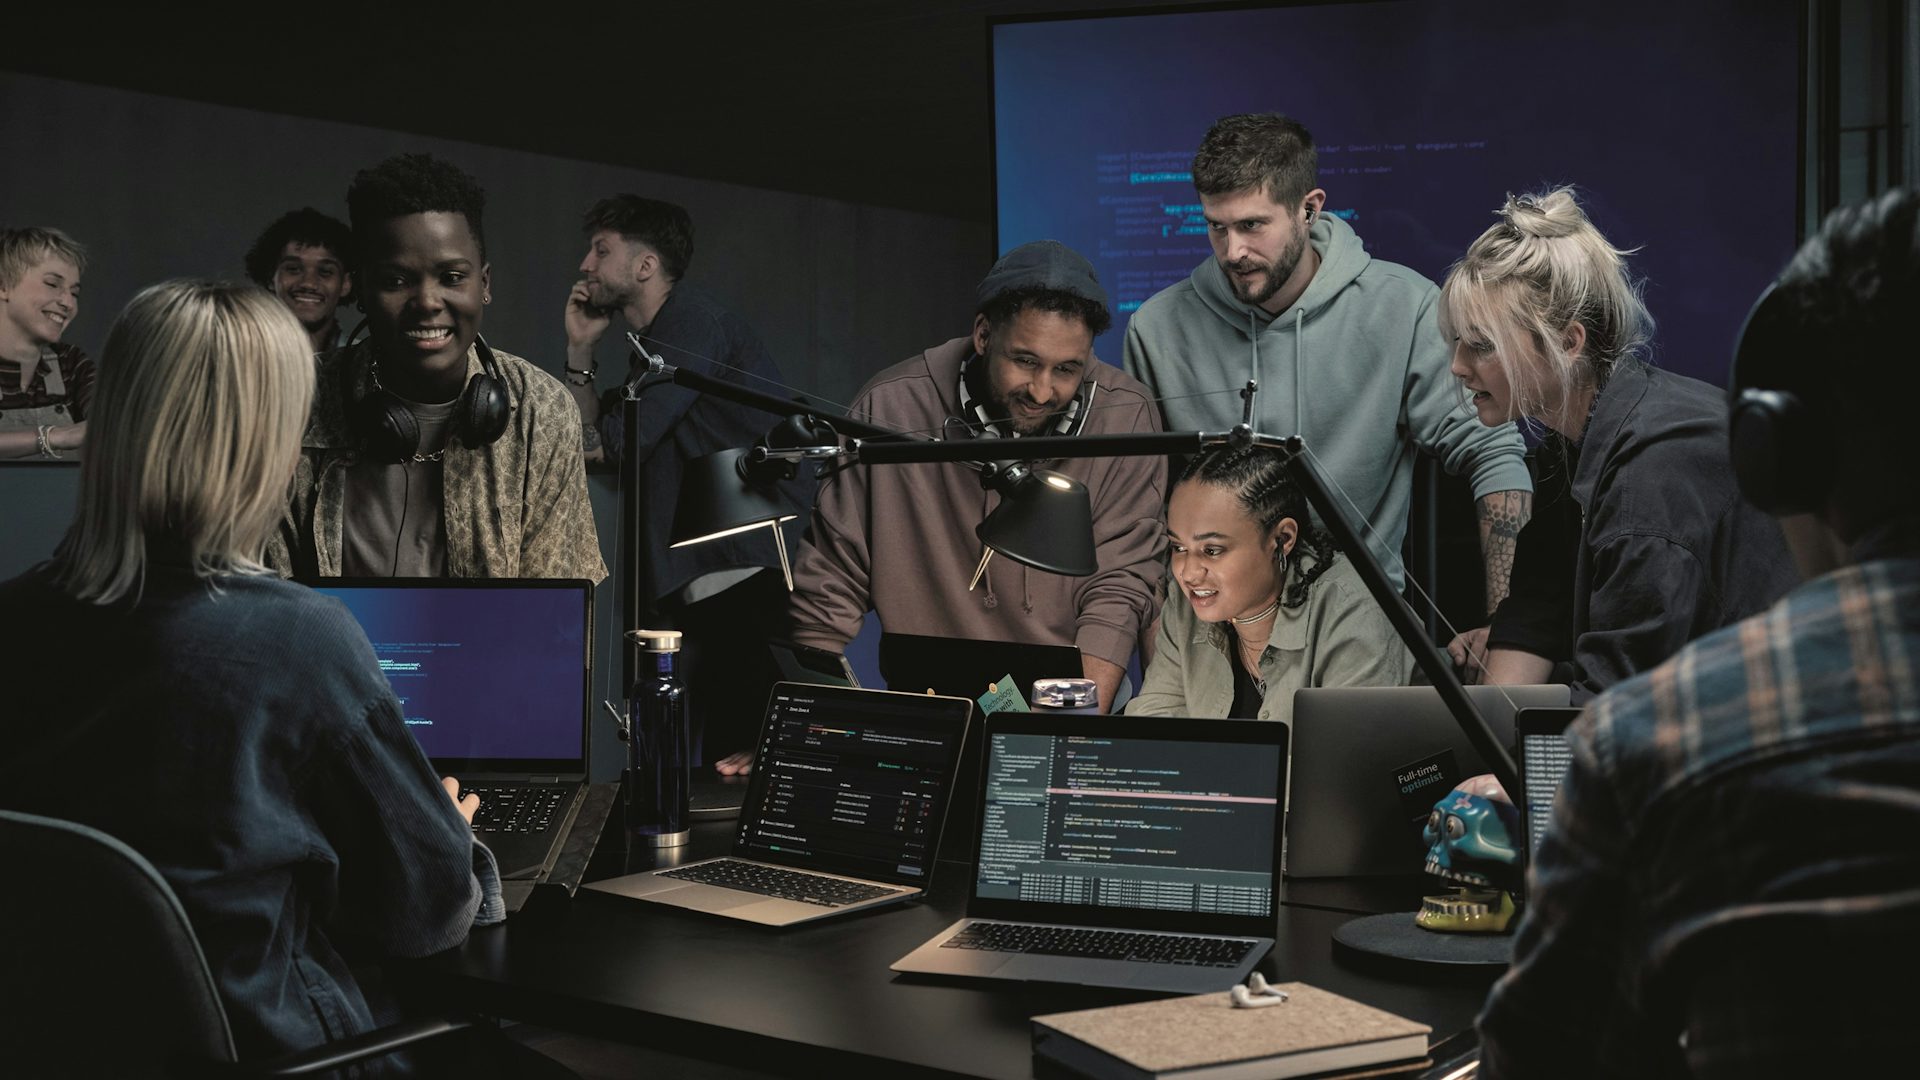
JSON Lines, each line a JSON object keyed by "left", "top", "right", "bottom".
{"left": 564, "top": 363, "right": 598, "bottom": 385}
{"left": 36, "top": 425, "right": 62, "bottom": 460}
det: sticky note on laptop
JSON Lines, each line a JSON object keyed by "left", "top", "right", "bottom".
{"left": 978, "top": 676, "right": 1029, "bottom": 716}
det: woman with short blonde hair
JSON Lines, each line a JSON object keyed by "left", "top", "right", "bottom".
{"left": 1, "top": 281, "right": 502, "bottom": 1067}
{"left": 1439, "top": 188, "right": 1797, "bottom": 699}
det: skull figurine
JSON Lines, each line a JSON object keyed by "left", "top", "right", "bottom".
{"left": 1416, "top": 783, "right": 1521, "bottom": 933}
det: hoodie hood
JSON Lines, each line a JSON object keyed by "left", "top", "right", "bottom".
{"left": 1192, "top": 212, "right": 1373, "bottom": 339}
{"left": 1121, "top": 209, "right": 1532, "bottom": 592}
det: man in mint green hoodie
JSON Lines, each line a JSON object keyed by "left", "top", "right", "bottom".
{"left": 1123, "top": 113, "right": 1532, "bottom": 611}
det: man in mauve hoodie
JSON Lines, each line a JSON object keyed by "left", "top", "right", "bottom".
{"left": 1124, "top": 113, "right": 1532, "bottom": 613}
{"left": 789, "top": 241, "right": 1165, "bottom": 712}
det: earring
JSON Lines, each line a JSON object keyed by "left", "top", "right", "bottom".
{"left": 482, "top": 293, "right": 492, "bottom": 305}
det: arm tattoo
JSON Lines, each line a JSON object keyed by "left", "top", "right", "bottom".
{"left": 581, "top": 421, "right": 602, "bottom": 453}
{"left": 1477, "top": 490, "right": 1532, "bottom": 615}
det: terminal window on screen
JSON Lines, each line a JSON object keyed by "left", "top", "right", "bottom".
{"left": 977, "top": 733, "right": 1280, "bottom": 917}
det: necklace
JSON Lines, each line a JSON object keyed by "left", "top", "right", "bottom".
{"left": 1230, "top": 598, "right": 1280, "bottom": 625}
{"left": 1236, "top": 634, "right": 1268, "bottom": 692}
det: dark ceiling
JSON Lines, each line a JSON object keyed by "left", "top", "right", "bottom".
{"left": 8, "top": 0, "right": 1233, "bottom": 225}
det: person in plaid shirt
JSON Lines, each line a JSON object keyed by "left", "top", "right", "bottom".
{"left": 1477, "top": 187, "right": 1920, "bottom": 1078}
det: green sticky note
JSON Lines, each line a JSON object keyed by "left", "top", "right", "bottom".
{"left": 978, "top": 675, "right": 1029, "bottom": 716}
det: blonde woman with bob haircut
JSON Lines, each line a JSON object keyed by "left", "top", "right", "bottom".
{"left": 1438, "top": 187, "right": 1796, "bottom": 702}
{"left": 0, "top": 281, "right": 504, "bottom": 1066}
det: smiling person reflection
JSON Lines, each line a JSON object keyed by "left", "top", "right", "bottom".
{"left": 1126, "top": 443, "right": 1410, "bottom": 722}
{"left": 243, "top": 208, "right": 356, "bottom": 355}
{"left": 0, "top": 227, "right": 90, "bottom": 460}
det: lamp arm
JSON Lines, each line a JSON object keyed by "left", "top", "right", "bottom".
{"left": 853, "top": 429, "right": 1229, "bottom": 464}
{"left": 633, "top": 340, "right": 904, "bottom": 442}
{"left": 1262, "top": 436, "right": 1523, "bottom": 799}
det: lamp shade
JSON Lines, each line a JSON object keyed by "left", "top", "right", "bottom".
{"left": 975, "top": 467, "right": 1097, "bottom": 576}
{"left": 670, "top": 447, "right": 800, "bottom": 548}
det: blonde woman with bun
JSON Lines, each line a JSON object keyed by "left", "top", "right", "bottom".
{"left": 0, "top": 281, "right": 503, "bottom": 1066}
{"left": 1439, "top": 188, "right": 1797, "bottom": 701}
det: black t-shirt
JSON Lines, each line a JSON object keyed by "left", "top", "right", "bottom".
{"left": 1229, "top": 643, "right": 1265, "bottom": 720}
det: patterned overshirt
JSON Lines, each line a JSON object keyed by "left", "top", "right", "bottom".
{"left": 1478, "top": 550, "right": 1920, "bottom": 1078}
{"left": 0, "top": 341, "right": 94, "bottom": 421}
{"left": 266, "top": 340, "right": 608, "bottom": 582}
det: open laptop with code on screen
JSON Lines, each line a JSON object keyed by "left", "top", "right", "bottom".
{"left": 892, "top": 713, "right": 1286, "bottom": 994}
{"left": 584, "top": 683, "right": 973, "bottom": 926}
{"left": 309, "top": 578, "right": 594, "bottom": 882}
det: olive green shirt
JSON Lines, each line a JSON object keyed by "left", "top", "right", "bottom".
{"left": 1125, "top": 553, "right": 1411, "bottom": 723}
{"left": 266, "top": 340, "right": 608, "bottom": 582}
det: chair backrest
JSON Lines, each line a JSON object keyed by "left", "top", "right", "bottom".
{"left": 0, "top": 809, "right": 238, "bottom": 1076}
{"left": 1653, "top": 886, "right": 1920, "bottom": 1079}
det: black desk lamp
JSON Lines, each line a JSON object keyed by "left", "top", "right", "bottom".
{"left": 633, "top": 334, "right": 1098, "bottom": 583}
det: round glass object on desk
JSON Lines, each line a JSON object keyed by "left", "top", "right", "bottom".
{"left": 625, "top": 629, "right": 690, "bottom": 847}
{"left": 1032, "top": 677, "right": 1100, "bottom": 714}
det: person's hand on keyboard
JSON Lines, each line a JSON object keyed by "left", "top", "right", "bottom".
{"left": 714, "top": 751, "right": 755, "bottom": 777}
{"left": 442, "top": 776, "right": 480, "bottom": 825}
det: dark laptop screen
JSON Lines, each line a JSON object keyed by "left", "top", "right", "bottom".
{"left": 313, "top": 581, "right": 589, "bottom": 766}
{"left": 975, "top": 730, "right": 1283, "bottom": 920}
{"left": 736, "top": 685, "right": 971, "bottom": 886}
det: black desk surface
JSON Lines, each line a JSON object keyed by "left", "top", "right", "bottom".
{"left": 411, "top": 808, "right": 1497, "bottom": 1079}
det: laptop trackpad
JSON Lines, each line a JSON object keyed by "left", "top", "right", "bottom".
{"left": 583, "top": 872, "right": 754, "bottom": 911}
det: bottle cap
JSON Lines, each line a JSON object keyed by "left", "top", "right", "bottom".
{"left": 628, "top": 629, "right": 684, "bottom": 652}
{"left": 1032, "top": 677, "right": 1097, "bottom": 708}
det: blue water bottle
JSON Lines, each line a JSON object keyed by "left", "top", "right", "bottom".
{"left": 625, "top": 629, "right": 690, "bottom": 846}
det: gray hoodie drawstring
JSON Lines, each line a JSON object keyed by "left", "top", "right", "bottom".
{"left": 1294, "top": 307, "right": 1304, "bottom": 440}
{"left": 1248, "top": 310, "right": 1259, "bottom": 425}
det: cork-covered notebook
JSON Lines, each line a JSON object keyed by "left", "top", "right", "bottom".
{"left": 1031, "top": 982, "right": 1431, "bottom": 1080}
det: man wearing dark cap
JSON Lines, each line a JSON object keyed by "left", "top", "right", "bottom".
{"left": 722, "top": 243, "right": 1165, "bottom": 770}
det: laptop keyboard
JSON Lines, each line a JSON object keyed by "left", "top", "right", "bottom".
{"left": 659, "top": 859, "right": 900, "bottom": 907}
{"left": 460, "top": 785, "right": 570, "bottom": 835}
{"left": 940, "top": 922, "right": 1257, "bottom": 967}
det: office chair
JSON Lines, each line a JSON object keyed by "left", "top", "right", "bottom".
{"left": 0, "top": 808, "right": 473, "bottom": 1078}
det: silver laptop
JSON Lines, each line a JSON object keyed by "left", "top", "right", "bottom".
{"left": 312, "top": 578, "right": 594, "bottom": 882}
{"left": 892, "top": 713, "right": 1287, "bottom": 994}
{"left": 584, "top": 683, "right": 972, "bottom": 926}
{"left": 1285, "top": 684, "right": 1569, "bottom": 878}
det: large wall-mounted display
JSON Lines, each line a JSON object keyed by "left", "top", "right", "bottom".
{"left": 993, "top": 0, "right": 1801, "bottom": 386}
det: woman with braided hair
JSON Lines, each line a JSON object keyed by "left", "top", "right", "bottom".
{"left": 1126, "top": 442, "right": 1410, "bottom": 722}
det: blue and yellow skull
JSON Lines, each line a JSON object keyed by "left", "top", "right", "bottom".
{"left": 1416, "top": 783, "right": 1521, "bottom": 933}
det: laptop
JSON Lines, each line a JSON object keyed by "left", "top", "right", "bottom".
{"left": 583, "top": 683, "right": 973, "bottom": 926}
{"left": 1285, "top": 684, "right": 1569, "bottom": 878}
{"left": 892, "top": 713, "right": 1287, "bottom": 994}
{"left": 879, "top": 632, "right": 1084, "bottom": 857}
{"left": 878, "top": 632, "right": 1080, "bottom": 700}
{"left": 310, "top": 578, "right": 593, "bottom": 882}
{"left": 765, "top": 638, "right": 861, "bottom": 688}
{"left": 1515, "top": 706, "right": 1583, "bottom": 882}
